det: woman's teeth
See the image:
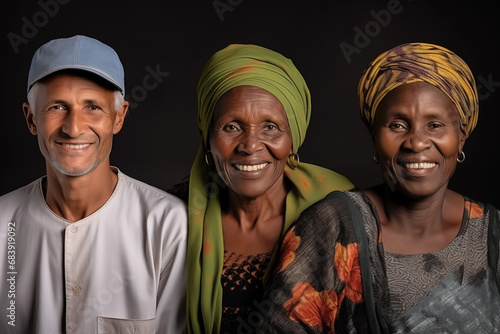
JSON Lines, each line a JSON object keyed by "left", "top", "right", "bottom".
{"left": 405, "top": 162, "right": 436, "bottom": 169}
{"left": 235, "top": 163, "right": 268, "bottom": 171}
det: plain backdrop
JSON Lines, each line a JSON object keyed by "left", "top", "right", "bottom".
{"left": 3, "top": 0, "right": 500, "bottom": 208}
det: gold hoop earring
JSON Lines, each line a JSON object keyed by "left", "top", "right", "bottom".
{"left": 457, "top": 151, "right": 465, "bottom": 163}
{"left": 287, "top": 153, "right": 300, "bottom": 169}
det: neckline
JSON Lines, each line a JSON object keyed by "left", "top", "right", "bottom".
{"left": 37, "top": 167, "right": 123, "bottom": 224}
{"left": 352, "top": 190, "right": 470, "bottom": 256}
{"left": 223, "top": 249, "right": 274, "bottom": 258}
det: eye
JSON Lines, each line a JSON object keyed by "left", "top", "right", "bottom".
{"left": 263, "top": 120, "right": 282, "bottom": 131}
{"left": 388, "top": 122, "right": 407, "bottom": 131}
{"left": 49, "top": 104, "right": 66, "bottom": 111}
{"left": 429, "top": 122, "right": 443, "bottom": 129}
{"left": 223, "top": 123, "right": 240, "bottom": 132}
{"left": 87, "top": 105, "right": 102, "bottom": 111}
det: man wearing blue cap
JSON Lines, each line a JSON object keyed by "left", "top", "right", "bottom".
{"left": 0, "top": 35, "right": 187, "bottom": 333}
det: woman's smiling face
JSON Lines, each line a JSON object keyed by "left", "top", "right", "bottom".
{"left": 371, "top": 81, "right": 466, "bottom": 199}
{"left": 209, "top": 85, "right": 293, "bottom": 199}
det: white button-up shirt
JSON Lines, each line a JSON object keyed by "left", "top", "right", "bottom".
{"left": 0, "top": 169, "right": 187, "bottom": 333}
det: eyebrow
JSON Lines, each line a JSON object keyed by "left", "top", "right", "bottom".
{"left": 385, "top": 110, "right": 453, "bottom": 123}
{"left": 384, "top": 111, "right": 407, "bottom": 119}
{"left": 48, "top": 98, "right": 103, "bottom": 105}
{"left": 81, "top": 99, "right": 102, "bottom": 105}
{"left": 48, "top": 99, "right": 67, "bottom": 105}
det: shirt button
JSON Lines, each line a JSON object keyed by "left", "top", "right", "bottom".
{"left": 70, "top": 225, "right": 78, "bottom": 233}
{"left": 73, "top": 285, "right": 82, "bottom": 295}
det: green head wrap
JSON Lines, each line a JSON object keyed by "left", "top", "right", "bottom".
{"left": 187, "top": 44, "right": 354, "bottom": 333}
{"left": 197, "top": 43, "right": 311, "bottom": 153}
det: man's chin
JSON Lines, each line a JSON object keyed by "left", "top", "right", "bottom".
{"left": 50, "top": 162, "right": 99, "bottom": 177}
{"left": 45, "top": 154, "right": 109, "bottom": 178}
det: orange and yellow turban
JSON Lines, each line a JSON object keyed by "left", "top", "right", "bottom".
{"left": 358, "top": 42, "right": 479, "bottom": 137}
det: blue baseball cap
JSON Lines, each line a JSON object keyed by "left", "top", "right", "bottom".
{"left": 27, "top": 35, "right": 125, "bottom": 95}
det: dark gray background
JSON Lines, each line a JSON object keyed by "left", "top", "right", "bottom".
{"left": 3, "top": 0, "right": 500, "bottom": 207}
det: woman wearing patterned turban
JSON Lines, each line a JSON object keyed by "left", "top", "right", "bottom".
{"left": 257, "top": 42, "right": 500, "bottom": 333}
{"left": 167, "top": 44, "right": 354, "bottom": 333}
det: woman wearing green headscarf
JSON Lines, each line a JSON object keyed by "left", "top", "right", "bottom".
{"left": 167, "top": 44, "right": 354, "bottom": 333}
{"left": 256, "top": 42, "right": 500, "bottom": 333}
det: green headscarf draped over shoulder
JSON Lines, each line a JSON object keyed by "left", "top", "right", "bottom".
{"left": 187, "top": 44, "right": 354, "bottom": 333}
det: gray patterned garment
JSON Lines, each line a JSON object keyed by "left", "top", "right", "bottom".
{"left": 348, "top": 191, "right": 500, "bottom": 333}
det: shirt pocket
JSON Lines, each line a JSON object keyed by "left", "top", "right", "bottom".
{"left": 97, "top": 316, "right": 156, "bottom": 334}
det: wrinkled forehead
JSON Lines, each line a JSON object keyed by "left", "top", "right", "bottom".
{"left": 211, "top": 85, "right": 288, "bottom": 126}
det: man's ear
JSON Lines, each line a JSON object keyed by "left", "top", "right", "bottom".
{"left": 23, "top": 102, "right": 37, "bottom": 135}
{"left": 113, "top": 101, "right": 129, "bottom": 134}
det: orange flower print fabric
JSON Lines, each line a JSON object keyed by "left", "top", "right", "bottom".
{"left": 257, "top": 191, "right": 393, "bottom": 333}
{"left": 465, "top": 200, "right": 484, "bottom": 219}
{"left": 285, "top": 282, "right": 341, "bottom": 334}
{"left": 335, "top": 243, "right": 363, "bottom": 304}
{"left": 277, "top": 226, "right": 301, "bottom": 273}
{"left": 283, "top": 242, "right": 363, "bottom": 333}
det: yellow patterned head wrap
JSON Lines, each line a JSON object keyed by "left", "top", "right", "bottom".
{"left": 186, "top": 44, "right": 354, "bottom": 333}
{"left": 358, "top": 42, "right": 479, "bottom": 137}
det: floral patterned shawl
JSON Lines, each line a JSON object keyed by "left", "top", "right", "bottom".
{"left": 257, "top": 191, "right": 500, "bottom": 333}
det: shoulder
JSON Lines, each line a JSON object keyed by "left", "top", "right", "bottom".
{"left": 304, "top": 189, "right": 369, "bottom": 218}
{"left": 118, "top": 171, "right": 186, "bottom": 208}
{"left": 461, "top": 196, "right": 500, "bottom": 224}
{"left": 114, "top": 171, "right": 188, "bottom": 233}
{"left": 296, "top": 162, "right": 355, "bottom": 191}
{"left": 0, "top": 178, "right": 43, "bottom": 208}
{"left": 291, "top": 190, "right": 361, "bottom": 240}
{"left": 297, "top": 190, "right": 348, "bottom": 218}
